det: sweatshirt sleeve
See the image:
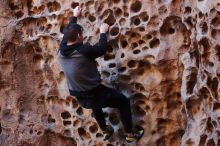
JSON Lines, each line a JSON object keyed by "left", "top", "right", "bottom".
{"left": 69, "top": 16, "right": 77, "bottom": 24}
{"left": 62, "top": 16, "right": 78, "bottom": 34}
{"left": 60, "top": 16, "right": 78, "bottom": 48}
{"left": 77, "top": 33, "right": 108, "bottom": 59}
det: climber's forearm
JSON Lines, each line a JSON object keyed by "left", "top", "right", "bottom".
{"left": 69, "top": 16, "right": 77, "bottom": 24}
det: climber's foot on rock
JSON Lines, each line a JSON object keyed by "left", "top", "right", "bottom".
{"left": 103, "top": 125, "right": 114, "bottom": 141}
{"left": 125, "top": 126, "right": 144, "bottom": 143}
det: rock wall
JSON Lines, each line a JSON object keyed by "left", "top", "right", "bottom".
{"left": 0, "top": 0, "right": 220, "bottom": 146}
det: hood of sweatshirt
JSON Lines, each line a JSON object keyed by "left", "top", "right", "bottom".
{"left": 59, "top": 42, "right": 83, "bottom": 57}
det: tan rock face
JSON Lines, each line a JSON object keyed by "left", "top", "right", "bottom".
{"left": 0, "top": 0, "right": 220, "bottom": 146}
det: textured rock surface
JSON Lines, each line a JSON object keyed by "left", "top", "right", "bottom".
{"left": 0, "top": 0, "right": 220, "bottom": 145}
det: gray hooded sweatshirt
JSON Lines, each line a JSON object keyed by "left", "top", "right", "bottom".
{"left": 57, "top": 17, "right": 107, "bottom": 95}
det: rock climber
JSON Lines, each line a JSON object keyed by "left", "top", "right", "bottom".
{"left": 57, "top": 6, "right": 144, "bottom": 143}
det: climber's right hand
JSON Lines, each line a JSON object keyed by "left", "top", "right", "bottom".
{"left": 73, "top": 6, "right": 81, "bottom": 17}
{"left": 100, "top": 23, "right": 109, "bottom": 33}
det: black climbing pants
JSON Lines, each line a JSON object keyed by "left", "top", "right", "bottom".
{"left": 70, "top": 84, "right": 133, "bottom": 133}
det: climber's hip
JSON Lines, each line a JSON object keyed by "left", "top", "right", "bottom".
{"left": 69, "top": 84, "right": 103, "bottom": 109}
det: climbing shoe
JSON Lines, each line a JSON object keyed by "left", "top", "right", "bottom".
{"left": 103, "top": 125, "right": 114, "bottom": 141}
{"left": 125, "top": 126, "right": 144, "bottom": 143}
